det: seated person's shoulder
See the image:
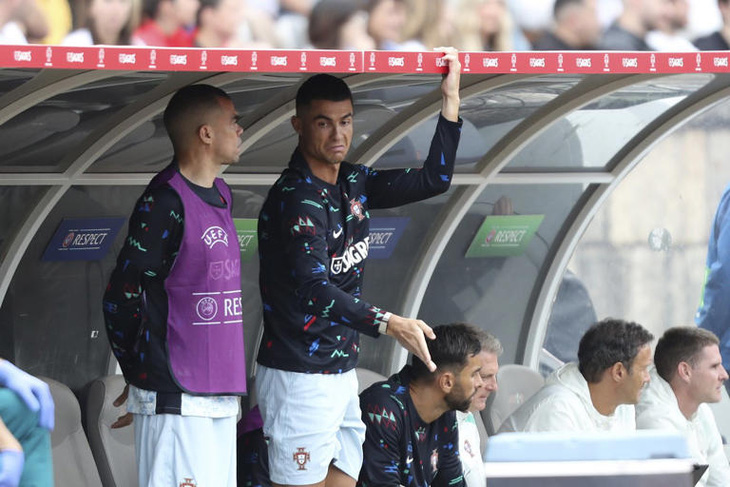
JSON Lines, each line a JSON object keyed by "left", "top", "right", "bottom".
{"left": 360, "top": 378, "right": 405, "bottom": 402}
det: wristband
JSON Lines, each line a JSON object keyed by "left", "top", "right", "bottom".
{"left": 378, "top": 312, "right": 392, "bottom": 335}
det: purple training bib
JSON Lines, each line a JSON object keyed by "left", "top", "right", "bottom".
{"left": 159, "top": 166, "right": 247, "bottom": 394}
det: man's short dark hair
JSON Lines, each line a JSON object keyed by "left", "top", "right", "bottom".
{"left": 578, "top": 318, "right": 654, "bottom": 383}
{"left": 163, "top": 84, "right": 230, "bottom": 147}
{"left": 411, "top": 323, "right": 482, "bottom": 381}
{"left": 654, "top": 327, "right": 720, "bottom": 383}
{"left": 295, "top": 74, "right": 353, "bottom": 115}
{"left": 553, "top": 0, "right": 584, "bottom": 18}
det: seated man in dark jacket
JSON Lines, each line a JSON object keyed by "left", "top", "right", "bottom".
{"left": 358, "top": 323, "right": 485, "bottom": 487}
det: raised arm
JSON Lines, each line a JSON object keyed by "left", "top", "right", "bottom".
{"left": 439, "top": 47, "right": 461, "bottom": 123}
{"left": 365, "top": 49, "right": 462, "bottom": 210}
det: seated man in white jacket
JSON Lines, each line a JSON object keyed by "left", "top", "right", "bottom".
{"left": 457, "top": 330, "right": 502, "bottom": 487}
{"left": 636, "top": 327, "right": 730, "bottom": 487}
{"left": 499, "top": 318, "right": 653, "bottom": 433}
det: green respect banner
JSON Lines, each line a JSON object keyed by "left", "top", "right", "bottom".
{"left": 233, "top": 218, "right": 258, "bottom": 261}
{"left": 466, "top": 214, "right": 545, "bottom": 258}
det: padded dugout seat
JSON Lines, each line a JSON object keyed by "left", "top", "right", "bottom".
{"left": 485, "top": 364, "right": 544, "bottom": 435}
{"left": 40, "top": 376, "right": 103, "bottom": 487}
{"left": 84, "top": 375, "right": 137, "bottom": 487}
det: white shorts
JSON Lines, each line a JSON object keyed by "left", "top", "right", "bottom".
{"left": 134, "top": 413, "right": 236, "bottom": 487}
{"left": 256, "top": 365, "right": 366, "bottom": 485}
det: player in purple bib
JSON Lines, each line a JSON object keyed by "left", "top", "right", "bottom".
{"left": 103, "top": 84, "right": 246, "bottom": 487}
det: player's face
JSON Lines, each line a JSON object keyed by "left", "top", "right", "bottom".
{"left": 620, "top": 344, "right": 652, "bottom": 404}
{"left": 445, "top": 354, "right": 483, "bottom": 412}
{"left": 469, "top": 351, "right": 498, "bottom": 412}
{"left": 688, "top": 345, "right": 728, "bottom": 404}
{"left": 211, "top": 97, "right": 243, "bottom": 165}
{"left": 293, "top": 98, "right": 354, "bottom": 168}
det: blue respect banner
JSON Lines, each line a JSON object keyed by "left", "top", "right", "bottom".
{"left": 368, "top": 217, "right": 409, "bottom": 259}
{"left": 43, "top": 217, "right": 126, "bottom": 261}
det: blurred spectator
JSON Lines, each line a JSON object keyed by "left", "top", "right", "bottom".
{"left": 35, "top": 0, "right": 72, "bottom": 43}
{"left": 694, "top": 0, "right": 730, "bottom": 49}
{"left": 366, "top": 0, "right": 406, "bottom": 49}
{"left": 2, "top": 0, "right": 50, "bottom": 44}
{"left": 533, "top": 0, "right": 602, "bottom": 50}
{"left": 195, "top": 0, "right": 245, "bottom": 47}
{"left": 281, "top": 0, "right": 313, "bottom": 15}
{"left": 454, "top": 0, "right": 515, "bottom": 51}
{"left": 401, "top": 0, "right": 456, "bottom": 49}
{"left": 597, "top": 0, "right": 623, "bottom": 27}
{"left": 686, "top": 0, "right": 722, "bottom": 40}
{"left": 247, "top": 0, "right": 314, "bottom": 47}
{"left": 63, "top": 0, "right": 139, "bottom": 45}
{"left": 238, "top": 1, "right": 277, "bottom": 47}
{"left": 133, "top": 0, "right": 199, "bottom": 46}
{"left": 0, "top": 0, "right": 26, "bottom": 44}
{"left": 599, "top": 0, "right": 673, "bottom": 50}
{"left": 308, "top": 0, "right": 375, "bottom": 49}
{"left": 509, "top": 0, "right": 553, "bottom": 45}
{"left": 647, "top": 0, "right": 697, "bottom": 50}
{"left": 278, "top": 0, "right": 315, "bottom": 47}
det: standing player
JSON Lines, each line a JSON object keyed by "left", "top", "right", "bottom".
{"left": 697, "top": 182, "right": 730, "bottom": 390}
{"left": 103, "top": 84, "right": 247, "bottom": 487}
{"left": 256, "top": 49, "right": 462, "bottom": 487}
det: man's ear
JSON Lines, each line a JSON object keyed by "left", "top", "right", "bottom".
{"left": 438, "top": 371, "right": 454, "bottom": 394}
{"left": 677, "top": 361, "right": 692, "bottom": 382}
{"left": 291, "top": 115, "right": 302, "bottom": 135}
{"left": 610, "top": 362, "right": 626, "bottom": 383}
{"left": 198, "top": 124, "right": 213, "bottom": 145}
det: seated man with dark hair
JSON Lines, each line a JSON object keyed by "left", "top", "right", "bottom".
{"left": 636, "top": 327, "right": 730, "bottom": 487}
{"left": 357, "top": 323, "right": 484, "bottom": 487}
{"left": 500, "top": 318, "right": 653, "bottom": 433}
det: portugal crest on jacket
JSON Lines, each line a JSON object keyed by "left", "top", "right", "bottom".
{"left": 349, "top": 198, "right": 365, "bottom": 221}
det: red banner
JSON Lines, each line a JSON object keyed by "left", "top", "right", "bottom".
{"left": 0, "top": 46, "right": 727, "bottom": 74}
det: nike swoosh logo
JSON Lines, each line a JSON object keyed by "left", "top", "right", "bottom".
{"left": 406, "top": 456, "right": 413, "bottom": 464}
{"left": 333, "top": 228, "right": 343, "bottom": 239}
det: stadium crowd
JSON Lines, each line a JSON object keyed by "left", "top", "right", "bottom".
{"left": 0, "top": 0, "right": 728, "bottom": 52}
